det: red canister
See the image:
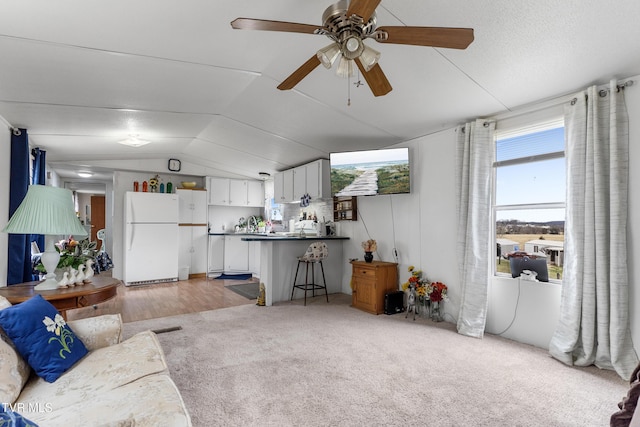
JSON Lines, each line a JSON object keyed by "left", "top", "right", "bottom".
{"left": 133, "top": 181, "right": 139, "bottom": 192}
{"left": 142, "top": 181, "right": 148, "bottom": 192}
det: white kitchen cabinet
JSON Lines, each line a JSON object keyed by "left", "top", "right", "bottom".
{"left": 275, "top": 159, "right": 330, "bottom": 203}
{"left": 293, "top": 167, "right": 306, "bottom": 201}
{"left": 207, "top": 177, "right": 264, "bottom": 207}
{"left": 247, "top": 180, "right": 264, "bottom": 207}
{"left": 224, "top": 235, "right": 249, "bottom": 272}
{"left": 228, "top": 180, "right": 246, "bottom": 206}
{"left": 208, "top": 235, "right": 225, "bottom": 273}
{"left": 179, "top": 225, "right": 208, "bottom": 278}
{"left": 177, "top": 189, "right": 207, "bottom": 224}
{"left": 248, "top": 241, "right": 261, "bottom": 277}
{"left": 306, "top": 159, "right": 330, "bottom": 199}
{"left": 207, "top": 177, "right": 230, "bottom": 205}
{"left": 274, "top": 169, "right": 294, "bottom": 203}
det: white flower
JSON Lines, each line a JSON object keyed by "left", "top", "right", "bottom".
{"left": 42, "top": 314, "right": 66, "bottom": 336}
{"left": 43, "top": 316, "right": 56, "bottom": 333}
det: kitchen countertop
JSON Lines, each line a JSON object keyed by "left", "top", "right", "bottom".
{"left": 208, "top": 232, "right": 349, "bottom": 241}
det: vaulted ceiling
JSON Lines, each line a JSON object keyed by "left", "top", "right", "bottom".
{"left": 1, "top": 0, "right": 640, "bottom": 190}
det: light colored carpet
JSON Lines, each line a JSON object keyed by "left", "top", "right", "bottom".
{"left": 123, "top": 294, "right": 627, "bottom": 427}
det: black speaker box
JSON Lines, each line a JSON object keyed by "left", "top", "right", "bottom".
{"left": 384, "top": 291, "right": 405, "bottom": 315}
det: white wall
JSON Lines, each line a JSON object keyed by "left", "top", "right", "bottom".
{"left": 0, "top": 125, "right": 10, "bottom": 286}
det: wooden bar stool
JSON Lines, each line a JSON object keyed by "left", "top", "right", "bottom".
{"left": 291, "top": 242, "right": 329, "bottom": 306}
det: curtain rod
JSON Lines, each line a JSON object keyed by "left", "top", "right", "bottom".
{"left": 0, "top": 114, "right": 19, "bottom": 134}
{"left": 490, "top": 78, "right": 635, "bottom": 123}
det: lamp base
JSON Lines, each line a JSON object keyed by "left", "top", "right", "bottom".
{"left": 34, "top": 277, "right": 61, "bottom": 290}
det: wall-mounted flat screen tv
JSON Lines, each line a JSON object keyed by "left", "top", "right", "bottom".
{"left": 330, "top": 147, "right": 410, "bottom": 197}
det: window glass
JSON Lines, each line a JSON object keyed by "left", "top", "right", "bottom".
{"left": 496, "top": 158, "right": 565, "bottom": 205}
{"left": 494, "top": 125, "right": 565, "bottom": 281}
{"left": 496, "top": 127, "right": 564, "bottom": 162}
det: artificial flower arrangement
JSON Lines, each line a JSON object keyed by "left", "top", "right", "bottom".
{"left": 402, "top": 265, "right": 428, "bottom": 297}
{"left": 401, "top": 266, "right": 449, "bottom": 302}
{"left": 426, "top": 281, "right": 448, "bottom": 302}
{"left": 35, "top": 236, "right": 97, "bottom": 272}
{"left": 362, "top": 239, "right": 377, "bottom": 252}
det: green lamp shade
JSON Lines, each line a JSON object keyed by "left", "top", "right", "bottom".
{"left": 2, "top": 185, "right": 88, "bottom": 236}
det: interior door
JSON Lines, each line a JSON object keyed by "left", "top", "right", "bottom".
{"left": 90, "top": 195, "right": 105, "bottom": 250}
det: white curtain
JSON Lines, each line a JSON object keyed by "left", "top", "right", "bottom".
{"left": 549, "top": 80, "right": 638, "bottom": 380}
{"left": 456, "top": 119, "right": 495, "bottom": 338}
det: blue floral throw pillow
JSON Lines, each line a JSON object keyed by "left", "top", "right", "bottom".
{"left": 0, "top": 294, "right": 88, "bottom": 383}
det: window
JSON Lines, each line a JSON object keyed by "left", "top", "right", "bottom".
{"left": 493, "top": 123, "right": 565, "bottom": 281}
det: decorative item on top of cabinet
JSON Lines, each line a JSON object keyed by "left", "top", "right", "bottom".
{"left": 333, "top": 196, "right": 357, "bottom": 221}
{"left": 351, "top": 260, "right": 398, "bottom": 315}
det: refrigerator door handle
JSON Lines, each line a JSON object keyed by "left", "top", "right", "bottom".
{"left": 127, "top": 223, "right": 134, "bottom": 251}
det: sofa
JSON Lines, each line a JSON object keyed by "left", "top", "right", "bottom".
{"left": 0, "top": 295, "right": 191, "bottom": 426}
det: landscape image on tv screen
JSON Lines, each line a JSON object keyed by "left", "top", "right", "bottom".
{"left": 330, "top": 147, "right": 410, "bottom": 197}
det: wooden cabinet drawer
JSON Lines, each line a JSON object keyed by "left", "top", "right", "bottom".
{"left": 352, "top": 266, "right": 378, "bottom": 280}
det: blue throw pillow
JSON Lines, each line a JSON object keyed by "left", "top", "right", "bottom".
{"left": 0, "top": 405, "right": 39, "bottom": 426}
{"left": 0, "top": 294, "right": 88, "bottom": 383}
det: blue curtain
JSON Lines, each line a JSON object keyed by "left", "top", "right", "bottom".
{"left": 30, "top": 147, "right": 46, "bottom": 279}
{"left": 7, "top": 128, "right": 32, "bottom": 285}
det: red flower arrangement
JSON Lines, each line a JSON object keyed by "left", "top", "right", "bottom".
{"left": 426, "top": 281, "right": 448, "bottom": 302}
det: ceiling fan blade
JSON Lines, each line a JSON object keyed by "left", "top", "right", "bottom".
{"left": 355, "top": 58, "right": 392, "bottom": 97}
{"left": 231, "top": 18, "right": 321, "bottom": 35}
{"left": 346, "top": 0, "right": 381, "bottom": 22}
{"left": 375, "top": 26, "right": 474, "bottom": 49}
{"left": 277, "top": 55, "right": 322, "bottom": 91}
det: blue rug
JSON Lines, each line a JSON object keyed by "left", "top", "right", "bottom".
{"left": 215, "top": 273, "right": 253, "bottom": 280}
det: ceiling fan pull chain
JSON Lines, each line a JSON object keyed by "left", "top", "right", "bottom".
{"left": 347, "top": 74, "right": 351, "bottom": 106}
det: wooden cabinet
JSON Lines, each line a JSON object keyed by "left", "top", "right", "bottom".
{"left": 351, "top": 261, "right": 398, "bottom": 315}
{"left": 334, "top": 196, "right": 357, "bottom": 221}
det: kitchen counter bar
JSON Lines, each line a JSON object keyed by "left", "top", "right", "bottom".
{"left": 208, "top": 232, "right": 348, "bottom": 241}
{"left": 241, "top": 236, "right": 349, "bottom": 306}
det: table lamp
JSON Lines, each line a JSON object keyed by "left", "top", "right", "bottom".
{"left": 2, "top": 185, "right": 88, "bottom": 290}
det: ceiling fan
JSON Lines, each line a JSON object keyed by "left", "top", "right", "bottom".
{"left": 230, "top": 0, "right": 474, "bottom": 97}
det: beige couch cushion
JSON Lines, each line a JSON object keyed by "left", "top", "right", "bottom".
{"left": 67, "top": 314, "right": 122, "bottom": 351}
{"left": 17, "top": 330, "right": 169, "bottom": 409}
{"left": 0, "top": 295, "right": 31, "bottom": 404}
{"left": 25, "top": 373, "right": 192, "bottom": 427}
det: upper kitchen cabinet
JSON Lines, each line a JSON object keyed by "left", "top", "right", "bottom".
{"left": 177, "top": 189, "right": 207, "bottom": 225}
{"left": 274, "top": 169, "right": 294, "bottom": 203}
{"left": 207, "top": 177, "right": 264, "bottom": 207}
{"left": 274, "top": 159, "right": 330, "bottom": 203}
{"left": 207, "top": 177, "right": 230, "bottom": 205}
{"left": 247, "top": 180, "right": 265, "bottom": 207}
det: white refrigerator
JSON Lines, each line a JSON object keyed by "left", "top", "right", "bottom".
{"left": 123, "top": 192, "right": 179, "bottom": 286}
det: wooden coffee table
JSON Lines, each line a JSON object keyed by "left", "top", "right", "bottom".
{"left": 0, "top": 276, "right": 120, "bottom": 320}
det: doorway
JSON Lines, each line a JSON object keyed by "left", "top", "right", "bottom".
{"left": 90, "top": 195, "right": 106, "bottom": 250}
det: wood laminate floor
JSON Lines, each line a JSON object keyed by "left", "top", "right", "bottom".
{"left": 66, "top": 273, "right": 258, "bottom": 323}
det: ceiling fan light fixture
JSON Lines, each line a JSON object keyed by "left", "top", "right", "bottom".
{"left": 359, "top": 44, "right": 381, "bottom": 72}
{"left": 336, "top": 56, "right": 354, "bottom": 78}
{"left": 317, "top": 43, "right": 341, "bottom": 69}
